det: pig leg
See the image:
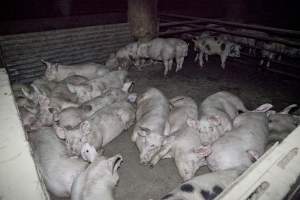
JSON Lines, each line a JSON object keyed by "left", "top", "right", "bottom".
{"left": 198, "top": 51, "right": 204, "bottom": 68}
{"left": 163, "top": 60, "right": 170, "bottom": 77}
{"left": 150, "top": 142, "right": 173, "bottom": 166}
{"left": 205, "top": 53, "right": 208, "bottom": 62}
{"left": 168, "top": 59, "right": 174, "bottom": 74}
{"left": 259, "top": 58, "right": 264, "bottom": 66}
{"left": 194, "top": 52, "right": 199, "bottom": 63}
{"left": 220, "top": 54, "right": 227, "bottom": 69}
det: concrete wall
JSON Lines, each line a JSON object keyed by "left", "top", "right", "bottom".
{"left": 0, "top": 23, "right": 133, "bottom": 83}
{"left": 0, "top": 68, "right": 49, "bottom": 200}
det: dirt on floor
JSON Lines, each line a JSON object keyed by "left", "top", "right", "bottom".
{"left": 97, "top": 53, "right": 300, "bottom": 200}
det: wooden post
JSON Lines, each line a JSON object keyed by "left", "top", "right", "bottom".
{"left": 127, "top": 0, "right": 158, "bottom": 42}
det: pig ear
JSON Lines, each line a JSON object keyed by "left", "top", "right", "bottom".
{"left": 38, "top": 94, "right": 50, "bottom": 106}
{"left": 193, "top": 145, "right": 211, "bottom": 157}
{"left": 208, "top": 116, "right": 221, "bottom": 126}
{"left": 67, "top": 83, "right": 77, "bottom": 93}
{"left": 41, "top": 59, "right": 51, "bottom": 69}
{"left": 247, "top": 150, "right": 260, "bottom": 163}
{"left": 254, "top": 103, "right": 273, "bottom": 112}
{"left": 186, "top": 118, "right": 199, "bottom": 129}
{"left": 80, "top": 121, "right": 91, "bottom": 135}
{"left": 54, "top": 125, "right": 66, "bottom": 139}
{"left": 81, "top": 143, "right": 97, "bottom": 162}
{"left": 122, "top": 81, "right": 134, "bottom": 92}
{"left": 280, "top": 104, "right": 298, "bottom": 114}
{"left": 138, "top": 126, "right": 151, "bottom": 137}
{"left": 21, "top": 88, "right": 33, "bottom": 100}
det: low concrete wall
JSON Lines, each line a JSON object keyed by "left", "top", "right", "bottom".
{"left": 0, "top": 68, "right": 49, "bottom": 200}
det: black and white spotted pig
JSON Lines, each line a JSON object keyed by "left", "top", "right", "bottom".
{"left": 158, "top": 169, "right": 241, "bottom": 200}
{"left": 193, "top": 36, "right": 241, "bottom": 69}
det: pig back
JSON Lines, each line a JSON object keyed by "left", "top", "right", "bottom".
{"left": 29, "top": 127, "right": 88, "bottom": 198}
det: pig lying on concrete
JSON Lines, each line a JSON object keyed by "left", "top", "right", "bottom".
{"left": 137, "top": 38, "right": 188, "bottom": 76}
{"left": 168, "top": 96, "right": 198, "bottom": 133}
{"left": 206, "top": 104, "right": 272, "bottom": 172}
{"left": 158, "top": 169, "right": 241, "bottom": 200}
{"left": 71, "top": 143, "right": 123, "bottom": 200}
{"left": 150, "top": 126, "right": 211, "bottom": 181}
{"left": 132, "top": 88, "right": 170, "bottom": 164}
{"left": 57, "top": 88, "right": 137, "bottom": 129}
{"left": 267, "top": 104, "right": 300, "bottom": 143}
{"left": 193, "top": 36, "right": 241, "bottom": 69}
{"left": 187, "top": 91, "right": 247, "bottom": 144}
{"left": 55, "top": 101, "right": 135, "bottom": 156}
{"left": 29, "top": 127, "right": 88, "bottom": 198}
{"left": 67, "top": 70, "right": 130, "bottom": 103}
{"left": 150, "top": 96, "right": 210, "bottom": 180}
{"left": 42, "top": 60, "right": 109, "bottom": 81}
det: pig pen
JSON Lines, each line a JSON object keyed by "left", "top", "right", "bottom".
{"left": 0, "top": 22, "right": 300, "bottom": 200}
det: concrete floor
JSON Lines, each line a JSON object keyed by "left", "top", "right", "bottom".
{"left": 42, "top": 52, "right": 300, "bottom": 200}
{"left": 102, "top": 53, "right": 300, "bottom": 200}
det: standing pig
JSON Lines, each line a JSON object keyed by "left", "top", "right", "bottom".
{"left": 132, "top": 88, "right": 170, "bottom": 164}
{"left": 71, "top": 144, "right": 123, "bottom": 200}
{"left": 105, "top": 42, "right": 139, "bottom": 69}
{"left": 42, "top": 60, "right": 109, "bottom": 81}
{"left": 206, "top": 104, "right": 272, "bottom": 172}
{"left": 55, "top": 101, "right": 135, "bottom": 156}
{"left": 193, "top": 37, "right": 241, "bottom": 69}
{"left": 187, "top": 91, "right": 247, "bottom": 144}
{"left": 57, "top": 88, "right": 137, "bottom": 129}
{"left": 158, "top": 169, "right": 241, "bottom": 200}
{"left": 29, "top": 127, "right": 88, "bottom": 198}
{"left": 66, "top": 70, "right": 130, "bottom": 103}
{"left": 137, "top": 38, "right": 188, "bottom": 76}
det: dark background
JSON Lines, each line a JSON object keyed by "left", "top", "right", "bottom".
{"left": 0, "top": 0, "right": 299, "bottom": 33}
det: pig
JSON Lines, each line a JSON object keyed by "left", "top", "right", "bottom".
{"left": 137, "top": 38, "right": 188, "bottom": 76}
{"left": 150, "top": 126, "right": 211, "bottom": 181}
{"left": 54, "top": 101, "right": 135, "bottom": 156}
{"left": 260, "top": 42, "right": 286, "bottom": 67}
{"left": 105, "top": 42, "right": 139, "bottom": 69}
{"left": 66, "top": 70, "right": 130, "bottom": 103}
{"left": 57, "top": 88, "right": 137, "bottom": 129}
{"left": 165, "top": 38, "right": 189, "bottom": 72}
{"left": 71, "top": 143, "right": 123, "bottom": 200}
{"left": 42, "top": 60, "right": 110, "bottom": 81}
{"left": 132, "top": 88, "right": 170, "bottom": 164}
{"left": 193, "top": 36, "right": 241, "bottom": 69}
{"left": 267, "top": 104, "right": 300, "bottom": 143}
{"left": 29, "top": 127, "right": 88, "bottom": 198}
{"left": 19, "top": 106, "right": 38, "bottom": 131}
{"left": 168, "top": 96, "right": 198, "bottom": 134}
{"left": 158, "top": 169, "right": 241, "bottom": 200}
{"left": 187, "top": 91, "right": 248, "bottom": 145}
{"left": 206, "top": 104, "right": 273, "bottom": 172}
{"left": 150, "top": 96, "right": 209, "bottom": 180}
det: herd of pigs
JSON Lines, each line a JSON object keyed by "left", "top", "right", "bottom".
{"left": 105, "top": 26, "right": 300, "bottom": 76}
{"left": 12, "top": 34, "right": 300, "bottom": 200}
